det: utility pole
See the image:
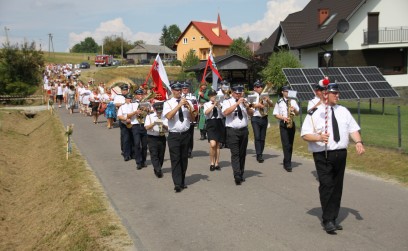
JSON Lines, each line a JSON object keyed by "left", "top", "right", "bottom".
{"left": 48, "top": 33, "right": 54, "bottom": 57}
{"left": 121, "top": 32, "right": 123, "bottom": 60}
{"left": 4, "top": 26, "right": 10, "bottom": 45}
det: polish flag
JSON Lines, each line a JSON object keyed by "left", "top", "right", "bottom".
{"left": 201, "top": 49, "right": 222, "bottom": 90}
{"left": 144, "top": 54, "right": 170, "bottom": 101}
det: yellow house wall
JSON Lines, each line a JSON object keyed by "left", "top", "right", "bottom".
{"left": 177, "top": 25, "right": 231, "bottom": 61}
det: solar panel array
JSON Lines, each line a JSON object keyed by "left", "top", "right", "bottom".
{"left": 282, "top": 66, "right": 399, "bottom": 101}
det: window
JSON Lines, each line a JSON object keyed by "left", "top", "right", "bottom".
{"left": 320, "top": 13, "right": 337, "bottom": 29}
{"left": 200, "top": 36, "right": 204, "bottom": 40}
{"left": 192, "top": 37, "right": 196, "bottom": 41}
{"left": 183, "top": 38, "right": 188, "bottom": 44}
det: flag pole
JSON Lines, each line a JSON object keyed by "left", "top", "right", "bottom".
{"left": 201, "top": 56, "right": 211, "bottom": 83}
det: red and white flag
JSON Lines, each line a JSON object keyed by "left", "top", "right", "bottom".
{"left": 144, "top": 54, "right": 170, "bottom": 101}
{"left": 201, "top": 49, "right": 222, "bottom": 90}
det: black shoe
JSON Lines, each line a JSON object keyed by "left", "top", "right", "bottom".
{"left": 188, "top": 152, "right": 192, "bottom": 158}
{"left": 284, "top": 166, "right": 292, "bottom": 172}
{"left": 182, "top": 184, "right": 188, "bottom": 189}
{"left": 215, "top": 165, "right": 221, "bottom": 171}
{"left": 174, "top": 185, "right": 182, "bottom": 193}
{"left": 241, "top": 176, "right": 246, "bottom": 182}
{"left": 334, "top": 220, "right": 343, "bottom": 230}
{"left": 124, "top": 156, "right": 131, "bottom": 161}
{"left": 210, "top": 165, "right": 215, "bottom": 171}
{"left": 323, "top": 221, "right": 337, "bottom": 234}
{"left": 136, "top": 164, "right": 142, "bottom": 170}
{"left": 257, "top": 155, "right": 264, "bottom": 163}
{"left": 142, "top": 162, "right": 147, "bottom": 168}
{"left": 154, "top": 170, "right": 163, "bottom": 178}
{"left": 234, "top": 177, "right": 242, "bottom": 185}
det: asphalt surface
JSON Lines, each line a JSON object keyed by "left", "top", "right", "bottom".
{"left": 53, "top": 106, "right": 408, "bottom": 251}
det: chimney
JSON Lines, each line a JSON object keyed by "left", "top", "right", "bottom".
{"left": 318, "top": 8, "right": 330, "bottom": 25}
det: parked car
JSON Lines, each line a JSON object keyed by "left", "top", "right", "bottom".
{"left": 79, "top": 62, "right": 90, "bottom": 69}
{"left": 112, "top": 59, "right": 121, "bottom": 66}
{"left": 138, "top": 59, "right": 150, "bottom": 65}
{"left": 125, "top": 58, "right": 135, "bottom": 65}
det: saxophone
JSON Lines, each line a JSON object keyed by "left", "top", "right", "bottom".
{"left": 259, "top": 82, "right": 273, "bottom": 117}
{"left": 286, "top": 98, "right": 295, "bottom": 128}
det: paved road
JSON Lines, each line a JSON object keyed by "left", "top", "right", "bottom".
{"left": 56, "top": 107, "right": 408, "bottom": 251}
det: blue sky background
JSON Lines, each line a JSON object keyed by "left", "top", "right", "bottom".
{"left": 0, "top": 0, "right": 309, "bottom": 52}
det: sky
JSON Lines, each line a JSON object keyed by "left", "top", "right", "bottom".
{"left": 0, "top": 0, "right": 309, "bottom": 53}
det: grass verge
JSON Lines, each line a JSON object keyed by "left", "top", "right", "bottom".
{"left": 0, "top": 110, "right": 133, "bottom": 250}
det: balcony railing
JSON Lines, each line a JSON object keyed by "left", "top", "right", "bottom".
{"left": 363, "top": 26, "right": 408, "bottom": 45}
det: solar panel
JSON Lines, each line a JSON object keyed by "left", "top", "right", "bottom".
{"left": 282, "top": 66, "right": 399, "bottom": 100}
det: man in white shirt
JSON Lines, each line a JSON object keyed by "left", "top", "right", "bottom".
{"left": 222, "top": 85, "right": 254, "bottom": 185}
{"left": 145, "top": 102, "right": 168, "bottom": 178}
{"left": 163, "top": 82, "right": 195, "bottom": 192}
{"left": 272, "top": 86, "right": 300, "bottom": 172}
{"left": 301, "top": 82, "right": 365, "bottom": 234}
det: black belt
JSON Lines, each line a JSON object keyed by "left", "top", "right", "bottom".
{"left": 226, "top": 127, "right": 247, "bottom": 131}
{"left": 314, "top": 149, "right": 347, "bottom": 154}
{"left": 148, "top": 134, "right": 165, "bottom": 138}
{"left": 169, "top": 130, "right": 189, "bottom": 135}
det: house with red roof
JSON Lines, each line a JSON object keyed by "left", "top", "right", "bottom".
{"left": 174, "top": 14, "right": 233, "bottom": 61}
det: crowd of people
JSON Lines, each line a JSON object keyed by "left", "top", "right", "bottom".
{"left": 42, "top": 63, "right": 366, "bottom": 234}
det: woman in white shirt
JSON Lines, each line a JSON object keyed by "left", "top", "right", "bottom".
{"left": 203, "top": 89, "right": 224, "bottom": 171}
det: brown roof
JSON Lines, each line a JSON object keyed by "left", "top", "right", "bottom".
{"left": 256, "top": 0, "right": 366, "bottom": 53}
{"left": 175, "top": 14, "right": 233, "bottom": 47}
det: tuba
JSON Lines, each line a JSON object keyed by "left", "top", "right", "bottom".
{"left": 135, "top": 92, "right": 156, "bottom": 124}
{"left": 286, "top": 98, "right": 296, "bottom": 128}
{"left": 259, "top": 82, "right": 274, "bottom": 117}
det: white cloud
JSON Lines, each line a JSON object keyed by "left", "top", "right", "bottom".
{"left": 227, "top": 0, "right": 304, "bottom": 41}
{"left": 68, "top": 18, "right": 161, "bottom": 51}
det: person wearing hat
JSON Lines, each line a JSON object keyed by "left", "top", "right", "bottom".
{"left": 145, "top": 102, "right": 168, "bottom": 178}
{"left": 273, "top": 85, "right": 300, "bottom": 172}
{"left": 117, "top": 93, "right": 138, "bottom": 162}
{"left": 114, "top": 84, "right": 130, "bottom": 157}
{"left": 251, "top": 80, "right": 274, "bottom": 163}
{"left": 301, "top": 82, "right": 365, "bottom": 234}
{"left": 131, "top": 88, "right": 149, "bottom": 169}
{"left": 181, "top": 82, "right": 198, "bottom": 158}
{"left": 204, "top": 88, "right": 225, "bottom": 171}
{"left": 163, "top": 82, "right": 195, "bottom": 192}
{"left": 307, "top": 83, "right": 325, "bottom": 113}
{"left": 194, "top": 82, "right": 210, "bottom": 140}
{"left": 222, "top": 85, "right": 254, "bottom": 185}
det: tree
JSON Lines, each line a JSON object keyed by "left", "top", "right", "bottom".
{"left": 159, "top": 24, "right": 181, "bottom": 48}
{"left": 102, "top": 36, "right": 133, "bottom": 58}
{"left": 0, "top": 41, "right": 44, "bottom": 95}
{"left": 260, "top": 49, "right": 302, "bottom": 91}
{"left": 229, "top": 37, "right": 253, "bottom": 58}
{"left": 70, "top": 37, "right": 99, "bottom": 53}
{"left": 181, "top": 49, "right": 200, "bottom": 69}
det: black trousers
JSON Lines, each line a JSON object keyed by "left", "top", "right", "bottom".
{"left": 131, "top": 124, "right": 147, "bottom": 165}
{"left": 313, "top": 149, "right": 347, "bottom": 223}
{"left": 147, "top": 135, "right": 166, "bottom": 172}
{"left": 279, "top": 121, "right": 296, "bottom": 168}
{"left": 251, "top": 116, "right": 268, "bottom": 155}
{"left": 188, "top": 124, "right": 194, "bottom": 155}
{"left": 168, "top": 131, "right": 190, "bottom": 186}
{"left": 226, "top": 127, "right": 248, "bottom": 179}
{"left": 121, "top": 123, "right": 133, "bottom": 159}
